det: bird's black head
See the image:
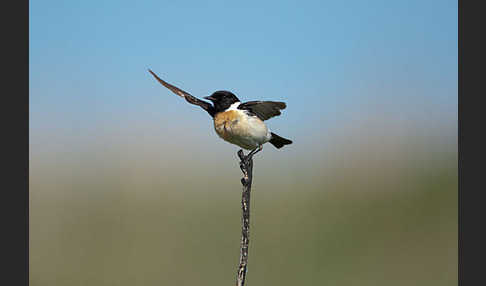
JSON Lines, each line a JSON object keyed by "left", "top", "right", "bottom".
{"left": 204, "top": 91, "right": 240, "bottom": 112}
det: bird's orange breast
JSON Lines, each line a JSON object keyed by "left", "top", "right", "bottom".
{"left": 213, "top": 109, "right": 270, "bottom": 150}
{"left": 213, "top": 110, "right": 242, "bottom": 140}
{"left": 214, "top": 110, "right": 240, "bottom": 126}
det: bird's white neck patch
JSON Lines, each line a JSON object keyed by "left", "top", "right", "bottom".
{"left": 226, "top": 102, "right": 241, "bottom": 111}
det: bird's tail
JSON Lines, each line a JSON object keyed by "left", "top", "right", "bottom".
{"left": 269, "top": 132, "right": 293, "bottom": 149}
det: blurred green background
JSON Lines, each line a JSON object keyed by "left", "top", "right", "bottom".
{"left": 30, "top": 0, "right": 457, "bottom": 285}
{"left": 30, "top": 117, "right": 456, "bottom": 285}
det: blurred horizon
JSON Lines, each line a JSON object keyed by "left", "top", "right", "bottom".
{"left": 30, "top": 0, "right": 457, "bottom": 285}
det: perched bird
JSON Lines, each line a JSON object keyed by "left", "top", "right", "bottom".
{"left": 148, "top": 69, "right": 292, "bottom": 157}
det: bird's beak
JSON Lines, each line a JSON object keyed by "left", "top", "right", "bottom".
{"left": 203, "top": 95, "right": 213, "bottom": 101}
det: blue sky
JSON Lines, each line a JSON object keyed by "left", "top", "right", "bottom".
{"left": 30, "top": 0, "right": 457, "bottom": 147}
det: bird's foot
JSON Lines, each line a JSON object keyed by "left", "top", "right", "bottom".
{"left": 247, "top": 145, "right": 263, "bottom": 160}
{"left": 238, "top": 146, "right": 262, "bottom": 164}
{"left": 237, "top": 147, "right": 261, "bottom": 186}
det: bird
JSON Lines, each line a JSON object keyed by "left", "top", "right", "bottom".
{"left": 148, "top": 69, "right": 292, "bottom": 158}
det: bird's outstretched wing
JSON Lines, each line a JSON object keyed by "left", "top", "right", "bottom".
{"left": 238, "top": 101, "right": 287, "bottom": 121}
{"left": 148, "top": 69, "right": 215, "bottom": 116}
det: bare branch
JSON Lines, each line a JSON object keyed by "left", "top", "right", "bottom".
{"left": 236, "top": 149, "right": 255, "bottom": 286}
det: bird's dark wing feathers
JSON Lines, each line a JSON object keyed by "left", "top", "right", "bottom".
{"left": 238, "top": 101, "right": 286, "bottom": 121}
{"left": 148, "top": 69, "right": 215, "bottom": 117}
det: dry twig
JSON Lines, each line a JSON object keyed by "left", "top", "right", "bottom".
{"left": 235, "top": 148, "right": 258, "bottom": 286}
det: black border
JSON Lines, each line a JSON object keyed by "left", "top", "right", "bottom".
{"left": 459, "top": 0, "right": 485, "bottom": 285}
{"left": 3, "top": 0, "right": 29, "bottom": 284}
